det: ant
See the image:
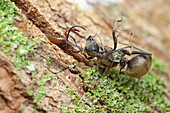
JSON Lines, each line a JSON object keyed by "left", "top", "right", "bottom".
{"left": 66, "top": 19, "right": 152, "bottom": 78}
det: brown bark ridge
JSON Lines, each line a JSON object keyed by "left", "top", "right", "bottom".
{"left": 11, "top": 0, "right": 93, "bottom": 67}
{"left": 0, "top": 52, "right": 25, "bottom": 113}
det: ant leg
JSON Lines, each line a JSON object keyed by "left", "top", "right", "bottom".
{"left": 64, "top": 28, "right": 79, "bottom": 39}
{"left": 119, "top": 42, "right": 152, "bottom": 55}
{"left": 66, "top": 32, "right": 84, "bottom": 52}
{"left": 112, "top": 24, "right": 117, "bottom": 50}
{"left": 81, "top": 51, "right": 93, "bottom": 59}
{"left": 67, "top": 35, "right": 83, "bottom": 51}
{"left": 98, "top": 65, "right": 105, "bottom": 77}
{"left": 66, "top": 25, "right": 86, "bottom": 41}
{"left": 101, "top": 68, "right": 106, "bottom": 76}
{"left": 119, "top": 33, "right": 152, "bottom": 55}
{"left": 67, "top": 49, "right": 80, "bottom": 53}
{"left": 132, "top": 45, "right": 152, "bottom": 55}
{"left": 119, "top": 59, "right": 128, "bottom": 74}
{"left": 121, "top": 49, "right": 151, "bottom": 56}
{"left": 66, "top": 25, "right": 86, "bottom": 52}
{"left": 84, "top": 55, "right": 93, "bottom": 59}
{"left": 112, "top": 19, "right": 122, "bottom": 50}
{"left": 105, "top": 45, "right": 131, "bottom": 57}
{"left": 68, "top": 40, "right": 93, "bottom": 59}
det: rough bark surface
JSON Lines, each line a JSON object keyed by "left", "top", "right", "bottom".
{"left": 11, "top": 0, "right": 93, "bottom": 67}
{"left": 0, "top": 0, "right": 169, "bottom": 112}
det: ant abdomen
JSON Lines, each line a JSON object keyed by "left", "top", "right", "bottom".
{"left": 125, "top": 55, "right": 152, "bottom": 78}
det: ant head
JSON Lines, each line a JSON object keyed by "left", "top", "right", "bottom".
{"left": 87, "top": 35, "right": 94, "bottom": 41}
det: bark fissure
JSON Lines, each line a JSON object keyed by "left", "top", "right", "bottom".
{"left": 11, "top": 0, "right": 93, "bottom": 67}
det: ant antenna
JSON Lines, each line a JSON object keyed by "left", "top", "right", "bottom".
{"left": 98, "top": 35, "right": 103, "bottom": 47}
{"left": 129, "top": 33, "right": 133, "bottom": 54}
{"left": 91, "top": 25, "right": 103, "bottom": 47}
{"left": 91, "top": 25, "right": 98, "bottom": 39}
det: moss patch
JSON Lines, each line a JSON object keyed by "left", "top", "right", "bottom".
{"left": 0, "top": 0, "right": 40, "bottom": 69}
{"left": 67, "top": 61, "right": 170, "bottom": 112}
{"left": 151, "top": 56, "right": 169, "bottom": 73}
{"left": 0, "top": 0, "right": 42, "bottom": 111}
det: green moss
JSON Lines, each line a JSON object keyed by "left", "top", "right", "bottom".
{"left": 39, "top": 75, "right": 52, "bottom": 86}
{"left": 52, "top": 81, "right": 57, "bottom": 87}
{"left": 67, "top": 62, "right": 169, "bottom": 112}
{"left": 34, "top": 75, "right": 52, "bottom": 101}
{"left": 46, "top": 60, "right": 51, "bottom": 67}
{"left": 0, "top": 1, "right": 47, "bottom": 111}
{"left": 0, "top": 0, "right": 40, "bottom": 69}
{"left": 37, "top": 103, "right": 42, "bottom": 110}
{"left": 61, "top": 107, "right": 68, "bottom": 113}
{"left": 67, "top": 85, "right": 75, "bottom": 95}
{"left": 151, "top": 56, "right": 169, "bottom": 72}
{"left": 32, "top": 109, "right": 36, "bottom": 113}
{"left": 28, "top": 88, "right": 33, "bottom": 96}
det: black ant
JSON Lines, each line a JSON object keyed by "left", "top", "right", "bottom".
{"left": 47, "top": 21, "right": 152, "bottom": 78}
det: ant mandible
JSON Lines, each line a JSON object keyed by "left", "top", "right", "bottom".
{"left": 45, "top": 25, "right": 86, "bottom": 53}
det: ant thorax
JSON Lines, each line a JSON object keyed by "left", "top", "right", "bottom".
{"left": 107, "top": 50, "right": 125, "bottom": 62}
{"left": 97, "top": 56, "right": 119, "bottom": 68}
{"left": 96, "top": 50, "right": 124, "bottom": 68}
